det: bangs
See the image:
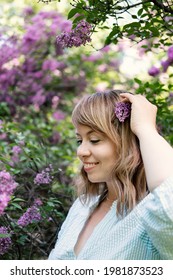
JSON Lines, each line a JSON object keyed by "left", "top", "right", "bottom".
{"left": 71, "top": 95, "right": 93, "bottom": 126}
{"left": 71, "top": 92, "right": 116, "bottom": 133}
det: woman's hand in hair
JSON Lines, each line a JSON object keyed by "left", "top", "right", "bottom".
{"left": 120, "top": 92, "right": 173, "bottom": 191}
{"left": 119, "top": 93, "right": 157, "bottom": 139}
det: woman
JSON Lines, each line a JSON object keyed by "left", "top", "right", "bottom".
{"left": 49, "top": 90, "right": 173, "bottom": 259}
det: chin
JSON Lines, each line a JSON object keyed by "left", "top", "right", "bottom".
{"left": 88, "top": 177, "right": 102, "bottom": 183}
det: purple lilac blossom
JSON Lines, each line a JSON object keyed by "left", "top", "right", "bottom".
{"left": 31, "top": 89, "right": 46, "bottom": 107}
{"left": 115, "top": 102, "right": 131, "bottom": 122}
{"left": 56, "top": 20, "right": 92, "bottom": 48}
{"left": 33, "top": 71, "right": 43, "bottom": 79}
{"left": 101, "top": 45, "right": 111, "bottom": 52}
{"left": 49, "top": 131, "right": 61, "bottom": 144}
{"left": 0, "top": 227, "right": 12, "bottom": 255}
{"left": 0, "top": 39, "right": 19, "bottom": 69}
{"left": 22, "top": 26, "right": 44, "bottom": 53}
{"left": 148, "top": 66, "right": 160, "bottom": 77}
{"left": 168, "top": 45, "right": 173, "bottom": 62}
{"left": 52, "top": 96, "right": 60, "bottom": 109}
{"left": 0, "top": 133, "right": 7, "bottom": 140}
{"left": 12, "top": 146, "right": 22, "bottom": 155}
{"left": 0, "top": 171, "right": 18, "bottom": 215}
{"left": 161, "top": 59, "right": 170, "bottom": 72}
{"left": 42, "top": 60, "right": 66, "bottom": 72}
{"left": 165, "top": 16, "right": 173, "bottom": 22}
{"left": 23, "top": 6, "right": 34, "bottom": 17}
{"left": 42, "top": 59, "right": 59, "bottom": 71}
{"left": 82, "top": 52, "right": 103, "bottom": 62}
{"left": 17, "top": 205, "right": 41, "bottom": 227}
{"left": 11, "top": 145, "right": 21, "bottom": 164}
{"left": 34, "top": 198, "right": 43, "bottom": 206}
{"left": 0, "top": 193, "right": 9, "bottom": 215}
{"left": 34, "top": 164, "right": 54, "bottom": 185}
{"left": 97, "top": 64, "right": 108, "bottom": 73}
{"left": 52, "top": 110, "right": 65, "bottom": 121}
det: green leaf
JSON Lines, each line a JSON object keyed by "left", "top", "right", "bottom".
{"left": 149, "top": 27, "right": 160, "bottom": 36}
{"left": 12, "top": 198, "right": 25, "bottom": 202}
{"left": 68, "top": 8, "right": 81, "bottom": 19}
{"left": 73, "top": 15, "right": 85, "bottom": 24}
{"left": 138, "top": 8, "right": 144, "bottom": 17}
{"left": 129, "top": 22, "right": 140, "bottom": 28}
{"left": 11, "top": 203, "right": 23, "bottom": 210}
{"left": 0, "top": 234, "right": 11, "bottom": 238}
{"left": 134, "top": 78, "right": 142, "bottom": 85}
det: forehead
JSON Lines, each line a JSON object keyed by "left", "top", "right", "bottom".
{"left": 75, "top": 124, "right": 100, "bottom": 136}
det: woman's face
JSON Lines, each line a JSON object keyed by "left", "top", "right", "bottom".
{"left": 75, "top": 124, "right": 117, "bottom": 185}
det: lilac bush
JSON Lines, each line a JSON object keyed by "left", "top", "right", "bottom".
{"left": 0, "top": 9, "right": 87, "bottom": 114}
{"left": 0, "top": 171, "right": 18, "bottom": 215}
{"left": 0, "top": 8, "right": 81, "bottom": 259}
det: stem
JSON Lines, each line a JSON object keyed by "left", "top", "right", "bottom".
{"left": 151, "top": 0, "right": 173, "bottom": 14}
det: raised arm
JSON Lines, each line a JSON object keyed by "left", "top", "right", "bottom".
{"left": 120, "top": 93, "right": 173, "bottom": 192}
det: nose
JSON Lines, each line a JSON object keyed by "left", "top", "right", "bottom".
{"left": 77, "top": 142, "right": 91, "bottom": 159}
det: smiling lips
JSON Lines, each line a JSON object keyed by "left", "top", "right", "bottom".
{"left": 83, "top": 162, "right": 99, "bottom": 171}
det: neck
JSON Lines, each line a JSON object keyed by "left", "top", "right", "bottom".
{"left": 106, "top": 196, "right": 116, "bottom": 202}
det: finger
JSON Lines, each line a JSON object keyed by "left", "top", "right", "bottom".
{"left": 120, "top": 93, "right": 135, "bottom": 103}
{"left": 120, "top": 93, "right": 147, "bottom": 103}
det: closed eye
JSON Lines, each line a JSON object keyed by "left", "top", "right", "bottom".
{"left": 90, "top": 140, "right": 100, "bottom": 144}
{"left": 76, "top": 139, "right": 100, "bottom": 145}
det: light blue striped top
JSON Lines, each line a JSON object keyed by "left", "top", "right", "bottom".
{"left": 48, "top": 177, "right": 173, "bottom": 260}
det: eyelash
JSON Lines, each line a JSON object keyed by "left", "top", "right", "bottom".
{"left": 76, "top": 140, "right": 100, "bottom": 145}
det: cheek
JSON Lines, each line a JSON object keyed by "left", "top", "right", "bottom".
{"left": 105, "top": 150, "right": 117, "bottom": 167}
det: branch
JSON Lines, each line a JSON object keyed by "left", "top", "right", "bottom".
{"left": 5, "top": 214, "right": 47, "bottom": 247}
{"left": 110, "top": 0, "right": 151, "bottom": 15}
{"left": 151, "top": 0, "right": 173, "bottom": 14}
{"left": 125, "top": 0, "right": 151, "bottom": 9}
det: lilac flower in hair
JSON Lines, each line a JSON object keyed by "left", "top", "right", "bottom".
{"left": 115, "top": 102, "right": 131, "bottom": 122}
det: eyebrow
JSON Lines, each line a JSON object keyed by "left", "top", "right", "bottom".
{"left": 75, "top": 130, "right": 95, "bottom": 137}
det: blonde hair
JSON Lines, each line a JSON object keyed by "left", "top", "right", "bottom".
{"left": 72, "top": 90, "right": 147, "bottom": 215}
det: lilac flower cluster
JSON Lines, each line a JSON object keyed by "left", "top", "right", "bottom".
{"left": 56, "top": 20, "right": 92, "bottom": 48}
{"left": 34, "top": 164, "right": 54, "bottom": 185}
{"left": 0, "top": 171, "right": 18, "bottom": 215}
{"left": 0, "top": 36, "right": 19, "bottom": 68}
{"left": 17, "top": 200, "right": 42, "bottom": 227}
{"left": 115, "top": 102, "right": 131, "bottom": 122}
{"left": 0, "top": 227, "right": 12, "bottom": 255}
{"left": 11, "top": 145, "right": 22, "bottom": 164}
{"left": 148, "top": 45, "right": 173, "bottom": 77}
{"left": 42, "top": 59, "right": 65, "bottom": 71}
{"left": 148, "top": 66, "right": 160, "bottom": 77}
